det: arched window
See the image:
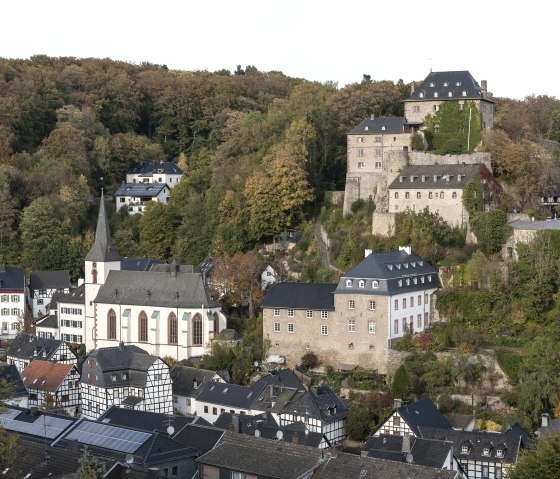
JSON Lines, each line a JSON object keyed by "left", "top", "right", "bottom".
{"left": 192, "top": 314, "right": 203, "bottom": 346}
{"left": 107, "top": 309, "right": 117, "bottom": 340}
{"left": 138, "top": 311, "right": 148, "bottom": 342}
{"left": 92, "top": 262, "right": 98, "bottom": 284}
{"left": 168, "top": 312, "right": 178, "bottom": 345}
{"left": 213, "top": 312, "right": 220, "bottom": 337}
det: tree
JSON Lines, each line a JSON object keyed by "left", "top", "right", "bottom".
{"left": 0, "top": 426, "right": 20, "bottom": 478}
{"left": 391, "top": 365, "right": 409, "bottom": 399}
{"left": 470, "top": 209, "right": 512, "bottom": 255}
{"left": 139, "top": 202, "right": 180, "bottom": 259}
{"left": 300, "top": 351, "right": 319, "bottom": 371}
{"left": 508, "top": 433, "right": 560, "bottom": 479}
{"left": 346, "top": 406, "right": 373, "bottom": 441}
{"left": 0, "top": 188, "right": 19, "bottom": 264}
{"left": 77, "top": 446, "right": 106, "bottom": 479}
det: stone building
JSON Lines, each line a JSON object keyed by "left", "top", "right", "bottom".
{"left": 263, "top": 247, "right": 440, "bottom": 373}
{"left": 387, "top": 163, "right": 502, "bottom": 228}
{"left": 503, "top": 219, "right": 560, "bottom": 260}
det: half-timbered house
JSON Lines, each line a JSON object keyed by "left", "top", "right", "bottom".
{"left": 6, "top": 333, "right": 77, "bottom": 373}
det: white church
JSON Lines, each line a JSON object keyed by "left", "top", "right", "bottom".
{"left": 37, "top": 192, "right": 226, "bottom": 359}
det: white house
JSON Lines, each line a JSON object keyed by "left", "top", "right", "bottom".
{"left": 6, "top": 333, "right": 77, "bottom": 373}
{"left": 0, "top": 265, "right": 25, "bottom": 339}
{"left": 114, "top": 183, "right": 170, "bottom": 215}
{"left": 171, "top": 365, "right": 227, "bottom": 416}
{"left": 80, "top": 343, "right": 173, "bottom": 420}
{"left": 261, "top": 264, "right": 278, "bottom": 291}
{"left": 28, "top": 270, "right": 70, "bottom": 319}
{"left": 21, "top": 360, "right": 81, "bottom": 416}
{"left": 126, "top": 161, "right": 184, "bottom": 187}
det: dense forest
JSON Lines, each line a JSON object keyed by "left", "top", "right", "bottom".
{"left": 1, "top": 55, "right": 560, "bottom": 284}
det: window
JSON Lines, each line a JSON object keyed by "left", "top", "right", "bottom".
{"left": 462, "top": 90, "right": 467, "bottom": 97}
{"left": 452, "top": 191, "right": 457, "bottom": 199}
{"left": 11, "top": 295, "right": 18, "bottom": 303}
{"left": 348, "top": 300, "right": 355, "bottom": 310}
{"left": 11, "top": 308, "right": 18, "bottom": 316}
{"left": 204, "top": 406, "right": 209, "bottom": 413}
{"left": 287, "top": 309, "right": 294, "bottom": 318}
{"left": 348, "top": 320, "right": 355, "bottom": 332}
{"left": 274, "top": 322, "right": 280, "bottom": 332}
{"left": 461, "top": 445, "right": 469, "bottom": 454}
{"left": 425, "top": 312, "right": 429, "bottom": 327}
{"left": 394, "top": 299, "right": 398, "bottom": 310}
{"left": 306, "top": 310, "right": 313, "bottom": 318}
{"left": 0, "top": 295, "right": 8, "bottom": 302}
{"left": 375, "top": 162, "right": 382, "bottom": 169}
{"left": 372, "top": 280, "right": 379, "bottom": 288}
{"left": 168, "top": 312, "right": 178, "bottom": 344}
{"left": 138, "top": 311, "right": 148, "bottom": 342}
{"left": 403, "top": 298, "right": 407, "bottom": 309}
{"left": 425, "top": 293, "right": 429, "bottom": 303}
{"left": 358, "top": 280, "right": 365, "bottom": 288}
{"left": 428, "top": 191, "right": 433, "bottom": 199}
{"left": 417, "top": 314, "right": 422, "bottom": 328}
{"left": 393, "top": 416, "right": 400, "bottom": 427}
{"left": 368, "top": 321, "right": 376, "bottom": 334}
{"left": 192, "top": 314, "right": 203, "bottom": 346}
{"left": 416, "top": 192, "right": 421, "bottom": 199}
{"left": 357, "top": 136, "right": 364, "bottom": 143}
{"left": 287, "top": 323, "right": 294, "bottom": 333}
{"left": 418, "top": 294, "right": 422, "bottom": 306}
{"left": 375, "top": 148, "right": 382, "bottom": 156}
{"left": 413, "top": 105, "right": 420, "bottom": 113}
{"left": 394, "top": 192, "right": 399, "bottom": 199}
{"left": 357, "top": 148, "right": 364, "bottom": 157}
{"left": 440, "top": 191, "right": 444, "bottom": 199}
{"left": 496, "top": 449, "right": 504, "bottom": 458}
{"left": 405, "top": 192, "right": 410, "bottom": 199}
{"left": 2, "top": 308, "right": 9, "bottom": 316}
{"left": 358, "top": 162, "right": 365, "bottom": 169}
{"left": 213, "top": 407, "right": 217, "bottom": 415}
{"left": 321, "top": 311, "right": 328, "bottom": 319}
{"left": 393, "top": 319, "right": 399, "bottom": 334}
{"left": 482, "top": 466, "right": 489, "bottom": 479}
{"left": 273, "top": 308, "right": 280, "bottom": 317}
{"left": 321, "top": 325, "right": 328, "bottom": 335}
{"left": 369, "top": 301, "right": 376, "bottom": 311}
{"left": 483, "top": 447, "right": 490, "bottom": 456}
{"left": 107, "top": 309, "right": 117, "bottom": 340}
{"left": 434, "top": 91, "right": 438, "bottom": 97}
{"left": 346, "top": 279, "right": 352, "bottom": 287}
{"left": 231, "top": 473, "right": 248, "bottom": 479}
{"left": 433, "top": 105, "right": 439, "bottom": 112}
{"left": 374, "top": 136, "right": 382, "bottom": 143}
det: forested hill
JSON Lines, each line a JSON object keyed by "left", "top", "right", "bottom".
{"left": 0, "top": 56, "right": 408, "bottom": 279}
{"left": 1, "top": 56, "right": 560, "bottom": 281}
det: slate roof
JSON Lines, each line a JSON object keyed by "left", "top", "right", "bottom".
{"left": 195, "top": 257, "right": 215, "bottom": 276}
{"left": 35, "top": 314, "right": 58, "bottom": 329}
{"left": 21, "top": 360, "right": 75, "bottom": 392}
{"left": 263, "top": 282, "right": 336, "bottom": 310}
{"left": 115, "top": 183, "right": 167, "bottom": 198}
{"left": 404, "top": 70, "right": 494, "bottom": 103}
{"left": 257, "top": 369, "right": 306, "bottom": 390}
{"left": 505, "top": 423, "right": 531, "bottom": 448}
{"left": 388, "top": 163, "right": 485, "bottom": 190}
{"left": 171, "top": 365, "right": 221, "bottom": 397}
{"left": 0, "top": 364, "right": 26, "bottom": 396}
{"left": 95, "top": 270, "right": 218, "bottom": 308}
{"left": 0, "top": 265, "right": 25, "bottom": 292}
{"left": 281, "top": 386, "right": 348, "bottom": 422}
{"left": 133, "top": 431, "right": 198, "bottom": 467}
{"left": 363, "top": 434, "right": 453, "bottom": 469}
{"left": 56, "top": 283, "right": 85, "bottom": 305}
{"left": 85, "top": 191, "right": 122, "bottom": 262}
{"left": 121, "top": 257, "right": 167, "bottom": 271}
{"left": 395, "top": 398, "right": 453, "bottom": 436}
{"left": 509, "top": 219, "right": 560, "bottom": 231}
{"left": 81, "top": 344, "right": 158, "bottom": 388}
{"left": 313, "top": 452, "right": 457, "bottom": 479}
{"left": 348, "top": 116, "right": 406, "bottom": 135}
{"left": 29, "top": 270, "right": 70, "bottom": 292}
{"left": 419, "top": 426, "right": 521, "bottom": 465}
{"left": 337, "top": 249, "right": 440, "bottom": 296}
{"left": 196, "top": 380, "right": 266, "bottom": 409}
{"left": 127, "top": 161, "right": 184, "bottom": 176}
{"left": 7, "top": 333, "right": 67, "bottom": 361}
{"left": 198, "top": 431, "right": 324, "bottom": 479}
{"left": 96, "top": 407, "right": 197, "bottom": 434}
{"left": 172, "top": 423, "right": 225, "bottom": 455}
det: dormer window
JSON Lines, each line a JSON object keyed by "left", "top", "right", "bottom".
{"left": 403, "top": 263, "right": 409, "bottom": 269}
{"left": 443, "top": 81, "right": 448, "bottom": 87}
{"left": 411, "top": 262, "right": 416, "bottom": 267}
{"left": 419, "top": 91, "right": 425, "bottom": 98}
{"left": 496, "top": 449, "right": 504, "bottom": 458}
{"left": 121, "top": 373, "right": 127, "bottom": 380}
{"left": 419, "top": 261, "right": 423, "bottom": 266}
{"left": 456, "top": 81, "right": 462, "bottom": 86}
{"left": 483, "top": 447, "right": 491, "bottom": 456}
{"left": 372, "top": 280, "right": 379, "bottom": 288}
{"left": 461, "top": 445, "right": 470, "bottom": 454}
{"left": 462, "top": 90, "right": 467, "bottom": 97}
{"left": 365, "top": 126, "right": 369, "bottom": 131}
{"left": 111, "top": 374, "right": 117, "bottom": 381}
{"left": 406, "top": 279, "right": 410, "bottom": 286}
{"left": 398, "top": 280, "right": 403, "bottom": 287}
{"left": 359, "top": 280, "right": 365, "bottom": 288}
{"left": 434, "top": 91, "right": 438, "bottom": 98}
{"left": 396, "top": 264, "right": 401, "bottom": 269}
{"left": 428, "top": 275, "right": 432, "bottom": 282}
{"left": 346, "top": 279, "right": 352, "bottom": 287}
{"left": 448, "top": 91, "right": 453, "bottom": 97}
{"left": 387, "top": 265, "right": 393, "bottom": 271}
{"left": 429, "top": 82, "right": 435, "bottom": 87}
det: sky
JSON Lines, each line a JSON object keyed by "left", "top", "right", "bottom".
{"left": 2, "top": 1, "right": 558, "bottom": 100}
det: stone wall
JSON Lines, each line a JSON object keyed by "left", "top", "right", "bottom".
{"left": 371, "top": 212, "right": 396, "bottom": 237}
{"left": 408, "top": 151, "right": 492, "bottom": 170}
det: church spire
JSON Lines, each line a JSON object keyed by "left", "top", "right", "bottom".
{"left": 85, "top": 190, "right": 121, "bottom": 262}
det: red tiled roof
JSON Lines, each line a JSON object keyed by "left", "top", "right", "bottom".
{"left": 21, "top": 360, "right": 74, "bottom": 392}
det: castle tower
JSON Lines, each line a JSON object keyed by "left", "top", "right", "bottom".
{"left": 84, "top": 191, "right": 121, "bottom": 350}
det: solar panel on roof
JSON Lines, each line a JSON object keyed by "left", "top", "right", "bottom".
{"left": 65, "top": 421, "right": 151, "bottom": 453}
{"left": 0, "top": 412, "right": 73, "bottom": 439}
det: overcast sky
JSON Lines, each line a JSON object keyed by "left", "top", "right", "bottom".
{"left": 3, "top": 1, "right": 557, "bottom": 100}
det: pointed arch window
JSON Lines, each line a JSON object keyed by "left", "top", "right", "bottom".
{"left": 168, "top": 312, "right": 178, "bottom": 345}
{"left": 92, "top": 262, "right": 98, "bottom": 284}
{"left": 107, "top": 309, "right": 117, "bottom": 340}
{"left": 138, "top": 311, "right": 148, "bottom": 342}
{"left": 192, "top": 313, "right": 203, "bottom": 346}
{"left": 213, "top": 312, "right": 220, "bottom": 337}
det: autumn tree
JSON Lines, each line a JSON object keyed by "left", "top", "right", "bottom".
{"left": 0, "top": 188, "right": 19, "bottom": 264}
{"left": 509, "top": 433, "right": 560, "bottom": 479}
{"left": 0, "top": 426, "right": 20, "bottom": 478}
{"left": 139, "top": 202, "right": 180, "bottom": 259}
{"left": 77, "top": 446, "right": 106, "bottom": 479}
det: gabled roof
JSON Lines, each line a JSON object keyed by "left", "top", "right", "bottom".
{"left": 420, "top": 426, "right": 521, "bottom": 464}
{"left": 171, "top": 365, "right": 223, "bottom": 397}
{"left": 394, "top": 398, "right": 453, "bottom": 436}
{"left": 0, "top": 265, "right": 25, "bottom": 292}
{"left": 313, "top": 452, "right": 457, "bottom": 479}
{"left": 35, "top": 314, "right": 58, "bottom": 329}
{"left": 257, "top": 369, "right": 306, "bottom": 390}
{"left": 281, "top": 386, "right": 348, "bottom": 422}
{"left": 172, "top": 423, "right": 225, "bottom": 455}
{"left": 127, "top": 161, "right": 184, "bottom": 176}
{"left": 198, "top": 431, "right": 324, "bottom": 479}
{"left": 29, "top": 270, "right": 70, "bottom": 291}
{"left": 85, "top": 191, "right": 122, "bottom": 262}
{"left": 97, "top": 406, "right": 196, "bottom": 434}
{"left": 21, "top": 360, "right": 75, "bottom": 392}
{"left": 509, "top": 219, "right": 560, "bottom": 231}
{"left": 7, "top": 333, "right": 68, "bottom": 361}
{"left": 263, "top": 282, "right": 336, "bottom": 310}
{"left": 348, "top": 116, "right": 406, "bottom": 135}
{"left": 405, "top": 70, "right": 494, "bottom": 103}
{"left": 115, "top": 183, "right": 167, "bottom": 198}
{"left": 95, "top": 270, "right": 218, "bottom": 308}
{"left": 363, "top": 434, "right": 453, "bottom": 469}
{"left": 56, "top": 283, "right": 85, "bottom": 305}
{"left": 388, "top": 163, "right": 486, "bottom": 190}
{"left": 196, "top": 381, "right": 266, "bottom": 409}
{"left": 121, "top": 257, "right": 167, "bottom": 271}
{"left": 505, "top": 423, "right": 531, "bottom": 448}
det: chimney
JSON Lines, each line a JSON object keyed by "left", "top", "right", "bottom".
{"left": 410, "top": 81, "right": 415, "bottom": 94}
{"left": 370, "top": 114, "right": 375, "bottom": 120}
{"left": 118, "top": 341, "right": 125, "bottom": 350}
{"left": 171, "top": 260, "right": 178, "bottom": 278}
{"left": 402, "top": 434, "right": 411, "bottom": 453}
{"left": 394, "top": 398, "right": 403, "bottom": 409}
{"left": 481, "top": 80, "right": 487, "bottom": 95}
{"left": 542, "top": 413, "right": 550, "bottom": 428}
{"left": 399, "top": 175, "right": 403, "bottom": 182}
{"left": 232, "top": 414, "right": 240, "bottom": 433}
{"left": 364, "top": 249, "right": 372, "bottom": 258}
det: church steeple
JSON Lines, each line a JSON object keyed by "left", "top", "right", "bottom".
{"left": 85, "top": 190, "right": 121, "bottom": 262}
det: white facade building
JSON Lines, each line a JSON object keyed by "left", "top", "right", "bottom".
{"left": 28, "top": 270, "right": 70, "bottom": 319}
{"left": 126, "top": 161, "right": 184, "bottom": 187}
{"left": 114, "top": 183, "right": 170, "bottom": 215}
{"left": 0, "top": 265, "right": 25, "bottom": 339}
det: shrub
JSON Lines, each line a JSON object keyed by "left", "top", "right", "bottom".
{"left": 346, "top": 407, "right": 373, "bottom": 441}
{"left": 495, "top": 348, "right": 522, "bottom": 384}
{"left": 391, "top": 365, "right": 409, "bottom": 399}
{"left": 351, "top": 199, "right": 366, "bottom": 213}
{"left": 301, "top": 351, "right": 320, "bottom": 371}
